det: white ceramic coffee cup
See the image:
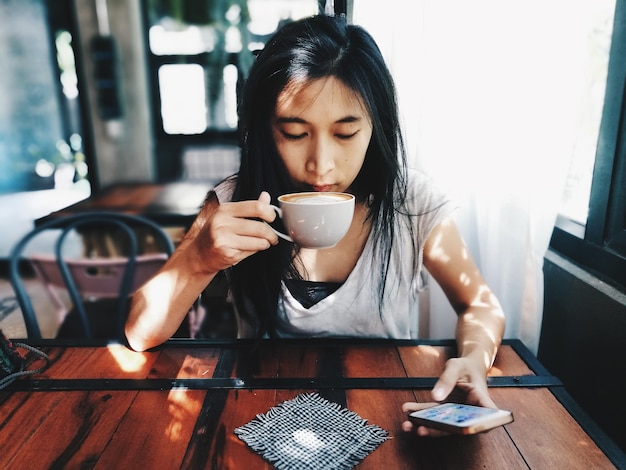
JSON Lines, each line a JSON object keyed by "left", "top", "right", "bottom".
{"left": 271, "top": 192, "right": 355, "bottom": 248}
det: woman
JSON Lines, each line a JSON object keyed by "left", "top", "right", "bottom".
{"left": 125, "top": 15, "right": 505, "bottom": 436}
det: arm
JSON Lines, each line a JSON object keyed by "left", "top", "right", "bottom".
{"left": 402, "top": 217, "right": 505, "bottom": 435}
{"left": 125, "top": 191, "right": 278, "bottom": 351}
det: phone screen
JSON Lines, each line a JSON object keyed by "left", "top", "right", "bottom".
{"left": 409, "top": 403, "right": 513, "bottom": 434}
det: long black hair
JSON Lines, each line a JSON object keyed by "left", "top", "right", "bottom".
{"left": 230, "top": 15, "right": 409, "bottom": 336}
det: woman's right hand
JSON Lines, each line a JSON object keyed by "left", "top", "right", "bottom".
{"left": 125, "top": 191, "right": 279, "bottom": 351}
{"left": 189, "top": 191, "right": 280, "bottom": 273}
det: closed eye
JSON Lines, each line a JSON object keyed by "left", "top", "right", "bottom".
{"left": 281, "top": 131, "right": 307, "bottom": 140}
{"left": 336, "top": 131, "right": 359, "bottom": 140}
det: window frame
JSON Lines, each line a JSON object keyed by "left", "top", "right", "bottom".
{"left": 550, "top": 0, "right": 626, "bottom": 290}
{"left": 139, "top": 0, "right": 348, "bottom": 180}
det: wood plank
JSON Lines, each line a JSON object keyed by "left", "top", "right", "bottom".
{"left": 279, "top": 345, "right": 341, "bottom": 376}
{"left": 399, "top": 345, "right": 536, "bottom": 379}
{"left": 2, "top": 345, "right": 153, "bottom": 467}
{"left": 148, "top": 346, "right": 222, "bottom": 379}
{"left": 398, "top": 345, "right": 453, "bottom": 377}
{"left": 229, "top": 342, "right": 279, "bottom": 378}
{"left": 35, "top": 346, "right": 102, "bottom": 377}
{"left": 346, "top": 389, "right": 417, "bottom": 469}
{"left": 342, "top": 347, "right": 418, "bottom": 468}
{"left": 0, "top": 390, "right": 67, "bottom": 467}
{"left": 3, "top": 345, "right": 155, "bottom": 470}
{"left": 210, "top": 388, "right": 276, "bottom": 469}
{"left": 489, "top": 345, "right": 535, "bottom": 377}
{"left": 397, "top": 343, "right": 609, "bottom": 467}
{"left": 348, "top": 388, "right": 528, "bottom": 470}
{"left": 199, "top": 344, "right": 281, "bottom": 468}
{"left": 493, "top": 387, "right": 616, "bottom": 469}
{"left": 209, "top": 345, "right": 351, "bottom": 468}
{"left": 35, "top": 182, "right": 212, "bottom": 227}
{"left": 90, "top": 184, "right": 162, "bottom": 210}
{"left": 97, "top": 389, "right": 202, "bottom": 468}
{"left": 343, "top": 347, "right": 528, "bottom": 469}
{"left": 35, "top": 346, "right": 159, "bottom": 379}
{"left": 93, "top": 348, "right": 220, "bottom": 467}
{"left": 2, "top": 343, "right": 619, "bottom": 468}
{"left": 402, "top": 429, "right": 528, "bottom": 470}
{"left": 366, "top": 345, "right": 529, "bottom": 468}
{"left": 5, "top": 390, "right": 138, "bottom": 468}
{"left": 275, "top": 345, "right": 345, "bottom": 404}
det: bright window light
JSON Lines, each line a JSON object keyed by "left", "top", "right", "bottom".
{"left": 159, "top": 64, "right": 207, "bottom": 135}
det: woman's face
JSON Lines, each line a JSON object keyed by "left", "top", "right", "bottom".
{"left": 271, "top": 76, "right": 373, "bottom": 193}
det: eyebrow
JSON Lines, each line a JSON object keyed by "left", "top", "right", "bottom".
{"left": 274, "top": 116, "right": 362, "bottom": 124}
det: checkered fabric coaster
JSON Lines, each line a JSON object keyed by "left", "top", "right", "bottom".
{"left": 234, "top": 392, "right": 388, "bottom": 469}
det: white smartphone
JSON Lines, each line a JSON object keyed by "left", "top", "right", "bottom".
{"left": 408, "top": 403, "right": 514, "bottom": 435}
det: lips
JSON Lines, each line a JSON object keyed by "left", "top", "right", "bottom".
{"left": 311, "top": 184, "right": 334, "bottom": 192}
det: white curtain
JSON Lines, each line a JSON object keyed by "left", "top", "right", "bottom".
{"left": 353, "top": 1, "right": 609, "bottom": 353}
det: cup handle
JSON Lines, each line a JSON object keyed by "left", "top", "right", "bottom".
{"left": 270, "top": 205, "right": 293, "bottom": 242}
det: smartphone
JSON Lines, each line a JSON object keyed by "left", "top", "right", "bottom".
{"left": 408, "top": 403, "right": 514, "bottom": 435}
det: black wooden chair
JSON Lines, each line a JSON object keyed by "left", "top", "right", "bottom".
{"left": 9, "top": 211, "right": 175, "bottom": 340}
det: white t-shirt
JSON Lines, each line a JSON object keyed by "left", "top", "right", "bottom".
{"left": 213, "top": 169, "right": 454, "bottom": 339}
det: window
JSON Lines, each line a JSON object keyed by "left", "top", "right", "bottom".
{"left": 141, "top": 0, "right": 323, "bottom": 179}
{"left": 143, "top": 1, "right": 324, "bottom": 134}
{"left": 551, "top": 0, "right": 626, "bottom": 290}
{"left": 0, "top": 0, "right": 92, "bottom": 193}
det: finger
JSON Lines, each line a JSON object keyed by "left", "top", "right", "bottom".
{"left": 432, "top": 363, "right": 462, "bottom": 402}
{"left": 401, "top": 420, "right": 415, "bottom": 432}
{"left": 237, "top": 216, "right": 279, "bottom": 246}
{"left": 258, "top": 191, "right": 271, "bottom": 203}
{"left": 415, "top": 426, "right": 450, "bottom": 438}
{"left": 235, "top": 216, "right": 277, "bottom": 238}
{"left": 257, "top": 192, "right": 277, "bottom": 223}
{"left": 205, "top": 216, "right": 277, "bottom": 264}
{"left": 402, "top": 402, "right": 439, "bottom": 413}
{"left": 480, "top": 395, "right": 498, "bottom": 409}
{"left": 217, "top": 201, "right": 276, "bottom": 231}
{"left": 403, "top": 402, "right": 452, "bottom": 437}
{"left": 454, "top": 381, "right": 498, "bottom": 408}
{"left": 252, "top": 198, "right": 276, "bottom": 223}
{"left": 401, "top": 419, "right": 452, "bottom": 437}
{"left": 212, "top": 227, "right": 276, "bottom": 256}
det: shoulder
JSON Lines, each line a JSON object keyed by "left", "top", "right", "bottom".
{"left": 406, "top": 168, "right": 434, "bottom": 190}
{"left": 398, "top": 169, "right": 457, "bottom": 249}
{"left": 404, "top": 168, "right": 450, "bottom": 211}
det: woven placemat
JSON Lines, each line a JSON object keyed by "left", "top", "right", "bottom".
{"left": 235, "top": 393, "right": 388, "bottom": 469}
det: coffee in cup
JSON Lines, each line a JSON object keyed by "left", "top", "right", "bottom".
{"left": 271, "top": 192, "right": 355, "bottom": 248}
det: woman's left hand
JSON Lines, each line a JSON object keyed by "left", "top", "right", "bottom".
{"left": 401, "top": 356, "right": 496, "bottom": 437}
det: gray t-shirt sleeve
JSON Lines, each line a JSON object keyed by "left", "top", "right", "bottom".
{"left": 406, "top": 168, "right": 456, "bottom": 243}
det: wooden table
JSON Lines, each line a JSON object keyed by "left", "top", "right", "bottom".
{"left": 35, "top": 181, "right": 212, "bottom": 228}
{"left": 1, "top": 339, "right": 624, "bottom": 469}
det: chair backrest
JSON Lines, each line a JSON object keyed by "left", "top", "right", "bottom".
{"left": 9, "top": 211, "right": 174, "bottom": 340}
{"left": 29, "top": 253, "right": 168, "bottom": 299}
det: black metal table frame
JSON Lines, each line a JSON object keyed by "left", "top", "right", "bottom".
{"left": 6, "top": 338, "right": 626, "bottom": 468}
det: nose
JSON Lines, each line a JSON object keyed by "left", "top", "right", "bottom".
{"left": 305, "top": 136, "right": 335, "bottom": 176}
